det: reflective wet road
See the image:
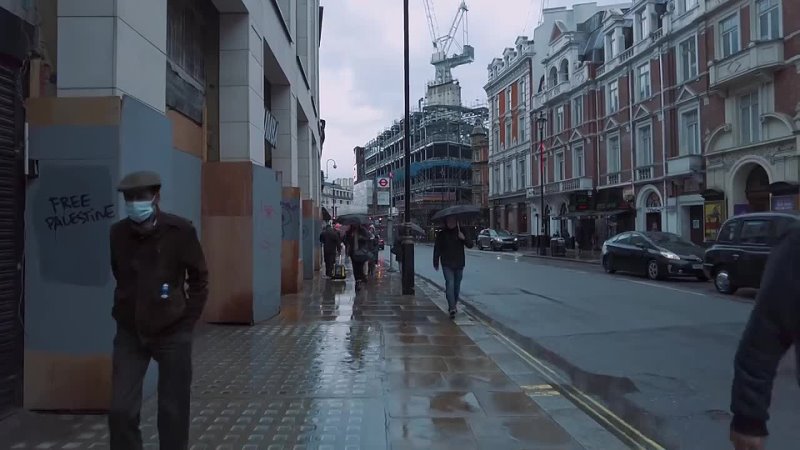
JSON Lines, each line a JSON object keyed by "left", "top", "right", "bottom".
{"left": 0, "top": 258, "right": 616, "bottom": 449}
{"left": 414, "top": 245, "right": 800, "bottom": 450}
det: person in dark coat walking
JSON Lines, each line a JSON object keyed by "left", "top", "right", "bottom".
{"left": 345, "top": 224, "right": 372, "bottom": 290}
{"left": 433, "top": 216, "right": 473, "bottom": 319}
{"left": 320, "top": 224, "right": 341, "bottom": 277}
{"left": 729, "top": 224, "right": 800, "bottom": 450}
{"left": 109, "top": 170, "right": 208, "bottom": 450}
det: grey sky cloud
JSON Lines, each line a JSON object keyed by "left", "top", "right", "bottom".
{"left": 319, "top": 0, "right": 551, "bottom": 180}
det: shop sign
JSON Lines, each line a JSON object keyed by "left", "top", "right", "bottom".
{"left": 264, "top": 108, "right": 279, "bottom": 147}
{"left": 771, "top": 195, "right": 797, "bottom": 212}
{"left": 704, "top": 200, "right": 726, "bottom": 241}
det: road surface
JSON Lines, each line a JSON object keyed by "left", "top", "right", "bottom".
{"left": 408, "top": 245, "right": 799, "bottom": 450}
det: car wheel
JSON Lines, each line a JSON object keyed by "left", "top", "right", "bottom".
{"left": 647, "top": 259, "right": 662, "bottom": 280}
{"left": 512, "top": 245, "right": 519, "bottom": 252}
{"left": 491, "top": 242, "right": 500, "bottom": 251}
{"left": 603, "top": 255, "right": 616, "bottom": 274}
{"left": 714, "top": 268, "right": 737, "bottom": 295}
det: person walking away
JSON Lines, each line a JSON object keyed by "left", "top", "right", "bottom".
{"left": 729, "top": 223, "right": 800, "bottom": 450}
{"left": 368, "top": 225, "right": 379, "bottom": 277}
{"left": 433, "top": 217, "right": 473, "bottom": 319}
{"left": 108, "top": 171, "right": 208, "bottom": 450}
{"left": 320, "top": 224, "right": 342, "bottom": 277}
{"left": 345, "top": 225, "right": 371, "bottom": 290}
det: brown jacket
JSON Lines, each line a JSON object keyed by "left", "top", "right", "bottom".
{"left": 110, "top": 211, "right": 208, "bottom": 337}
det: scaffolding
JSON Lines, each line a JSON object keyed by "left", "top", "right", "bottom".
{"left": 358, "top": 104, "right": 488, "bottom": 226}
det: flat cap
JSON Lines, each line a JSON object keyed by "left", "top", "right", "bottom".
{"left": 117, "top": 170, "right": 162, "bottom": 192}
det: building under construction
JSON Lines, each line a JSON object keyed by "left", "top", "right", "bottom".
{"left": 353, "top": 0, "right": 487, "bottom": 227}
{"left": 357, "top": 103, "right": 488, "bottom": 227}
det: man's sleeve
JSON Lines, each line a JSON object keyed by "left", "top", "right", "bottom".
{"left": 433, "top": 233, "right": 441, "bottom": 267}
{"left": 182, "top": 225, "right": 209, "bottom": 323}
{"left": 109, "top": 225, "right": 119, "bottom": 282}
{"left": 730, "top": 227, "right": 800, "bottom": 436}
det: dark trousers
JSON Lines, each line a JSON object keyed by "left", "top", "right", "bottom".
{"left": 351, "top": 258, "right": 366, "bottom": 282}
{"left": 324, "top": 251, "right": 336, "bottom": 276}
{"left": 442, "top": 267, "right": 464, "bottom": 311}
{"left": 109, "top": 327, "right": 193, "bottom": 450}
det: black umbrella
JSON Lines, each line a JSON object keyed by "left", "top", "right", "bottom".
{"left": 396, "top": 222, "right": 425, "bottom": 236}
{"left": 334, "top": 213, "right": 370, "bottom": 226}
{"left": 321, "top": 207, "right": 332, "bottom": 222}
{"left": 431, "top": 205, "right": 481, "bottom": 222}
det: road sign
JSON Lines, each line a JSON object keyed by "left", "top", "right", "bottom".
{"left": 377, "top": 177, "right": 390, "bottom": 189}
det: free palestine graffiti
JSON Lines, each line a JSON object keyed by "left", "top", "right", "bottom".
{"left": 45, "top": 194, "right": 114, "bottom": 232}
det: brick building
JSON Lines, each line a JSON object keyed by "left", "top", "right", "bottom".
{"left": 526, "top": 0, "right": 799, "bottom": 246}
{"left": 470, "top": 124, "right": 490, "bottom": 224}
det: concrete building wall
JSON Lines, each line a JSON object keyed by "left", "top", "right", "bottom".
{"left": 23, "top": 0, "right": 323, "bottom": 410}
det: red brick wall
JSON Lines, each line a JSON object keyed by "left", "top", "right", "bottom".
{"left": 740, "top": 6, "right": 750, "bottom": 46}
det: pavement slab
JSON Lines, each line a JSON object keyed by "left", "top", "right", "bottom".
{"left": 0, "top": 256, "right": 612, "bottom": 450}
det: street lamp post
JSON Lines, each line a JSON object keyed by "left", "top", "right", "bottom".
{"left": 536, "top": 112, "right": 548, "bottom": 256}
{"left": 326, "top": 159, "right": 337, "bottom": 180}
{"left": 401, "top": 0, "right": 415, "bottom": 295}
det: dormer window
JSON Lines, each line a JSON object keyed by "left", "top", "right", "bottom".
{"left": 549, "top": 67, "right": 558, "bottom": 88}
{"left": 559, "top": 59, "right": 570, "bottom": 83}
{"left": 635, "top": 9, "right": 650, "bottom": 42}
{"left": 606, "top": 30, "right": 617, "bottom": 59}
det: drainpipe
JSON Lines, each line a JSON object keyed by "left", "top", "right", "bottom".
{"left": 628, "top": 64, "right": 636, "bottom": 229}
{"left": 528, "top": 54, "right": 535, "bottom": 236}
{"left": 658, "top": 42, "right": 669, "bottom": 233}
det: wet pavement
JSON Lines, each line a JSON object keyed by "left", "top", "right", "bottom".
{"left": 0, "top": 258, "right": 615, "bottom": 450}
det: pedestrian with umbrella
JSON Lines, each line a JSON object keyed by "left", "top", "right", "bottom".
{"left": 432, "top": 205, "right": 479, "bottom": 319}
{"left": 336, "top": 214, "right": 373, "bottom": 291}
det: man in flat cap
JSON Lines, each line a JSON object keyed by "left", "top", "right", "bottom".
{"left": 108, "top": 170, "right": 208, "bottom": 449}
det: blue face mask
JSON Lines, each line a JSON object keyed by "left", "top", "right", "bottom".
{"left": 125, "top": 200, "right": 155, "bottom": 223}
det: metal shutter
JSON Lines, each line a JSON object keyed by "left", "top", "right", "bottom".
{"left": 0, "top": 61, "right": 23, "bottom": 417}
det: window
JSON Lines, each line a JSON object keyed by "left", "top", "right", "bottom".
{"left": 607, "top": 135, "right": 621, "bottom": 173}
{"left": 519, "top": 78, "right": 527, "bottom": 108}
{"left": 606, "top": 31, "right": 617, "bottom": 59}
{"left": 505, "top": 121, "right": 513, "bottom": 147}
{"left": 518, "top": 115, "right": 526, "bottom": 142}
{"left": 493, "top": 129, "right": 500, "bottom": 153}
{"left": 493, "top": 166, "right": 501, "bottom": 194}
{"left": 678, "top": 0, "right": 698, "bottom": 13}
{"left": 757, "top": 0, "right": 780, "bottom": 40}
{"left": 679, "top": 109, "right": 700, "bottom": 155}
{"left": 637, "top": 124, "right": 653, "bottom": 166}
{"left": 556, "top": 106, "right": 565, "bottom": 133}
{"left": 678, "top": 36, "right": 698, "bottom": 82}
{"left": 637, "top": 63, "right": 651, "bottom": 101}
{"left": 555, "top": 152, "right": 565, "bottom": 181}
{"left": 474, "top": 170, "right": 482, "bottom": 185}
{"left": 635, "top": 10, "right": 650, "bottom": 42}
{"left": 505, "top": 162, "right": 513, "bottom": 192}
{"left": 507, "top": 89, "right": 513, "bottom": 109}
{"left": 608, "top": 81, "right": 619, "bottom": 113}
{"left": 719, "top": 14, "right": 740, "bottom": 58}
{"left": 518, "top": 158, "right": 526, "bottom": 189}
{"left": 573, "top": 97, "right": 584, "bottom": 126}
{"left": 740, "top": 220, "right": 770, "bottom": 245}
{"left": 739, "top": 92, "right": 760, "bottom": 144}
{"left": 572, "top": 144, "right": 585, "bottom": 177}
{"left": 717, "top": 220, "right": 739, "bottom": 243}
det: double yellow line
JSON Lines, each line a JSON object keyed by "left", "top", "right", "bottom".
{"left": 466, "top": 311, "right": 667, "bottom": 450}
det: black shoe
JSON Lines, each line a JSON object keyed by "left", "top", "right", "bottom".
{"left": 449, "top": 309, "right": 456, "bottom": 319}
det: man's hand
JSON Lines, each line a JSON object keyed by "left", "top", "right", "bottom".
{"left": 731, "top": 431, "right": 766, "bottom": 450}
{"left": 433, "top": 264, "right": 439, "bottom": 272}
{"left": 457, "top": 231, "right": 466, "bottom": 241}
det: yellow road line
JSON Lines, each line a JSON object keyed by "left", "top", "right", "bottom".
{"left": 466, "top": 311, "right": 666, "bottom": 450}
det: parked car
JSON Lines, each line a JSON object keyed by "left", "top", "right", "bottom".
{"left": 602, "top": 231, "right": 706, "bottom": 281}
{"left": 703, "top": 212, "right": 800, "bottom": 295}
{"left": 477, "top": 229, "right": 519, "bottom": 251}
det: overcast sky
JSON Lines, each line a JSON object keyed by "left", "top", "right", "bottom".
{"left": 318, "top": 0, "right": 547, "bottom": 180}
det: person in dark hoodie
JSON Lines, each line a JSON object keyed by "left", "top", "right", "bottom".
{"left": 320, "top": 224, "right": 342, "bottom": 277}
{"left": 729, "top": 223, "right": 800, "bottom": 450}
{"left": 109, "top": 170, "right": 208, "bottom": 450}
{"left": 433, "top": 216, "right": 473, "bottom": 319}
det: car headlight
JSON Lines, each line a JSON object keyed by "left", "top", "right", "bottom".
{"left": 493, "top": 238, "right": 502, "bottom": 242}
{"left": 513, "top": 238, "right": 518, "bottom": 242}
{"left": 660, "top": 250, "right": 680, "bottom": 260}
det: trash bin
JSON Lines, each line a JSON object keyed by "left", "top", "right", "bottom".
{"left": 550, "top": 237, "right": 566, "bottom": 257}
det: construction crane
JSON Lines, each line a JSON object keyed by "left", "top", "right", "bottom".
{"left": 421, "top": 0, "right": 474, "bottom": 104}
